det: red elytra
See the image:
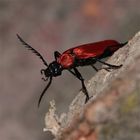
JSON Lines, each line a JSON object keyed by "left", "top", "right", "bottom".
{"left": 58, "top": 40, "right": 120, "bottom": 68}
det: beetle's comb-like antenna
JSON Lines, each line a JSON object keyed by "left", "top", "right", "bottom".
{"left": 17, "top": 34, "right": 48, "bottom": 67}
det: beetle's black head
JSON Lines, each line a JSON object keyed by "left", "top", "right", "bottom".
{"left": 41, "top": 61, "right": 62, "bottom": 80}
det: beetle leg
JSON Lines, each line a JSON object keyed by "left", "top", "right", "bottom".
{"left": 74, "top": 68, "right": 92, "bottom": 103}
{"left": 91, "top": 65, "right": 112, "bottom": 72}
{"left": 90, "top": 65, "right": 99, "bottom": 72}
{"left": 68, "top": 69, "right": 77, "bottom": 77}
{"left": 102, "top": 66, "right": 117, "bottom": 72}
{"left": 54, "top": 51, "right": 61, "bottom": 60}
{"left": 95, "top": 58, "right": 122, "bottom": 69}
{"left": 69, "top": 68, "right": 92, "bottom": 103}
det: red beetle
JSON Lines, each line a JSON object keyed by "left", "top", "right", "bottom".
{"left": 17, "top": 34, "right": 127, "bottom": 106}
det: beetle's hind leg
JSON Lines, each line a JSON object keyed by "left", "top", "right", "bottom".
{"left": 91, "top": 64, "right": 112, "bottom": 72}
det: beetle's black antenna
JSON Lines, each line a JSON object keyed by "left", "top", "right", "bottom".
{"left": 38, "top": 76, "right": 53, "bottom": 107}
{"left": 17, "top": 34, "right": 48, "bottom": 67}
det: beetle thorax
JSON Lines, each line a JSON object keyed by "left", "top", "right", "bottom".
{"left": 58, "top": 53, "right": 75, "bottom": 68}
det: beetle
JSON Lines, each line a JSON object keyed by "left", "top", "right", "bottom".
{"left": 17, "top": 34, "right": 127, "bottom": 107}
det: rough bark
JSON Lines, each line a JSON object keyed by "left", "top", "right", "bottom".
{"left": 44, "top": 31, "right": 140, "bottom": 140}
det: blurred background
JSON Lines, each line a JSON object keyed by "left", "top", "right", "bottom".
{"left": 1, "top": 0, "right": 140, "bottom": 139}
